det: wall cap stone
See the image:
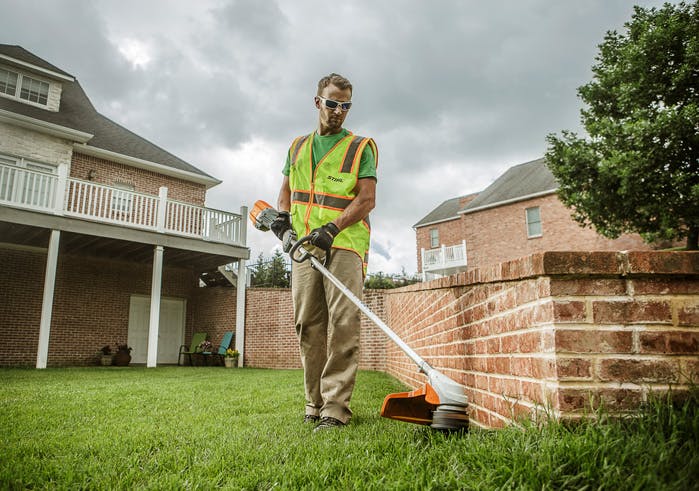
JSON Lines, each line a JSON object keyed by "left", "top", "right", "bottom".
{"left": 399, "top": 251, "right": 699, "bottom": 293}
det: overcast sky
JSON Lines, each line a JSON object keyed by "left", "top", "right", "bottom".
{"left": 2, "top": 0, "right": 673, "bottom": 275}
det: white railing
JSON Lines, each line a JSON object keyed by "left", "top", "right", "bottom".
{"left": 0, "top": 162, "right": 245, "bottom": 246}
{"left": 0, "top": 164, "right": 59, "bottom": 210}
{"left": 421, "top": 241, "right": 467, "bottom": 272}
{"left": 66, "top": 180, "right": 160, "bottom": 229}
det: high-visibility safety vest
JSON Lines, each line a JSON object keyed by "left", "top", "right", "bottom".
{"left": 288, "top": 131, "right": 378, "bottom": 275}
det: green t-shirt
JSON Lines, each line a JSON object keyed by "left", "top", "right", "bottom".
{"left": 282, "top": 128, "right": 377, "bottom": 180}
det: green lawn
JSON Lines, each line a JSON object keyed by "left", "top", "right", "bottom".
{"left": 1, "top": 367, "right": 697, "bottom": 490}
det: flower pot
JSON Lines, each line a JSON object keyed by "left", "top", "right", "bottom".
{"left": 100, "top": 355, "right": 113, "bottom": 366}
{"left": 113, "top": 350, "right": 131, "bottom": 367}
{"left": 224, "top": 357, "right": 238, "bottom": 368}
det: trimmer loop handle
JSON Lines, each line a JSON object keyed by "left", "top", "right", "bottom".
{"left": 289, "top": 234, "right": 331, "bottom": 268}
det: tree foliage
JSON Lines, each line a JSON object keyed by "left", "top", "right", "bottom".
{"left": 545, "top": 2, "right": 699, "bottom": 249}
{"left": 364, "top": 269, "right": 420, "bottom": 289}
{"left": 250, "top": 251, "right": 291, "bottom": 288}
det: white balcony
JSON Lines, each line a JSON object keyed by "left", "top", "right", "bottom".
{"left": 421, "top": 240, "right": 467, "bottom": 280}
{"left": 0, "top": 162, "right": 246, "bottom": 247}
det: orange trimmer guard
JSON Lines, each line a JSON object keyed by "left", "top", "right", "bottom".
{"left": 380, "top": 383, "right": 441, "bottom": 425}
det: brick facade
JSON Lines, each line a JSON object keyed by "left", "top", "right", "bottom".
{"left": 0, "top": 247, "right": 198, "bottom": 367}
{"left": 71, "top": 153, "right": 207, "bottom": 206}
{"left": 415, "top": 193, "right": 655, "bottom": 272}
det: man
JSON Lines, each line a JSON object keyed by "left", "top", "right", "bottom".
{"left": 272, "top": 73, "right": 377, "bottom": 432}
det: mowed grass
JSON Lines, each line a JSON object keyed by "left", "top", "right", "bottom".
{"left": 1, "top": 367, "right": 697, "bottom": 490}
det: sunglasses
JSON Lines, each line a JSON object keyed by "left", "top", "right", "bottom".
{"left": 318, "top": 96, "right": 352, "bottom": 111}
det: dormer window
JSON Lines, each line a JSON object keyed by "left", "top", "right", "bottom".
{"left": 0, "top": 67, "right": 50, "bottom": 106}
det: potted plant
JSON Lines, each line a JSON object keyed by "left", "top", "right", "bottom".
{"left": 113, "top": 344, "right": 132, "bottom": 366}
{"left": 197, "top": 340, "right": 213, "bottom": 353}
{"left": 99, "top": 345, "right": 113, "bottom": 366}
{"left": 224, "top": 348, "right": 239, "bottom": 368}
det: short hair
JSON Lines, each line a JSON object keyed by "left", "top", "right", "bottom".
{"left": 317, "top": 73, "right": 353, "bottom": 96}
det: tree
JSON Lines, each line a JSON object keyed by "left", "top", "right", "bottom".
{"left": 250, "top": 252, "right": 269, "bottom": 287}
{"left": 364, "top": 269, "right": 420, "bottom": 289}
{"left": 545, "top": 2, "right": 699, "bottom": 250}
{"left": 250, "top": 251, "right": 291, "bottom": 288}
{"left": 268, "top": 250, "right": 291, "bottom": 288}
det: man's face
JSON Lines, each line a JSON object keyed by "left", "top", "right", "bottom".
{"left": 315, "top": 83, "right": 352, "bottom": 135}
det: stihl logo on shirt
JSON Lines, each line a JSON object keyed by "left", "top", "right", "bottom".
{"left": 328, "top": 176, "right": 344, "bottom": 183}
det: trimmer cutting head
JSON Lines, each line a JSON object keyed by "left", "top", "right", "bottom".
{"left": 381, "top": 368, "right": 469, "bottom": 432}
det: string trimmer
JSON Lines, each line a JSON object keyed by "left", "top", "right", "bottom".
{"left": 249, "top": 200, "right": 469, "bottom": 432}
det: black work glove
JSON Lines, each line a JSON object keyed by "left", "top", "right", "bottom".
{"left": 309, "top": 222, "right": 340, "bottom": 251}
{"left": 270, "top": 211, "right": 292, "bottom": 241}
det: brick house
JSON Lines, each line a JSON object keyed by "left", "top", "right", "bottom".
{"left": 414, "top": 158, "right": 654, "bottom": 279}
{"left": 0, "top": 45, "right": 249, "bottom": 367}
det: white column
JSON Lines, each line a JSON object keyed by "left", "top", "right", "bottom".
{"left": 235, "top": 258, "right": 246, "bottom": 367}
{"left": 147, "top": 245, "right": 164, "bottom": 368}
{"left": 37, "top": 230, "right": 60, "bottom": 369}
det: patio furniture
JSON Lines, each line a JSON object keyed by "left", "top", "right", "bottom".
{"left": 178, "top": 332, "right": 208, "bottom": 366}
{"left": 205, "top": 332, "right": 235, "bottom": 366}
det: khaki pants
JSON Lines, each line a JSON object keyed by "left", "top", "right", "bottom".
{"left": 291, "top": 248, "right": 363, "bottom": 423}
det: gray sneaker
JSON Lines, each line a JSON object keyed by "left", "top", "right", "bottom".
{"left": 303, "top": 415, "right": 320, "bottom": 424}
{"left": 313, "top": 416, "right": 345, "bottom": 432}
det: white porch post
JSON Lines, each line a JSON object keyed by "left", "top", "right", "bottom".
{"left": 147, "top": 245, "right": 164, "bottom": 367}
{"left": 37, "top": 230, "right": 60, "bottom": 369}
{"left": 156, "top": 187, "right": 168, "bottom": 233}
{"left": 235, "top": 258, "right": 246, "bottom": 367}
{"left": 53, "top": 164, "right": 68, "bottom": 216}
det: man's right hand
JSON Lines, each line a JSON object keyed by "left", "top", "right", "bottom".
{"left": 270, "top": 211, "right": 292, "bottom": 240}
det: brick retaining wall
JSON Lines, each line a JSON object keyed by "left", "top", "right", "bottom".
{"left": 385, "top": 251, "right": 698, "bottom": 428}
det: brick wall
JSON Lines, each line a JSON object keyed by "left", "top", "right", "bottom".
{"left": 187, "top": 286, "right": 238, "bottom": 364}
{"left": 71, "top": 153, "right": 207, "bottom": 205}
{"left": 241, "top": 288, "right": 388, "bottom": 370}
{"left": 385, "top": 251, "right": 699, "bottom": 428}
{"left": 0, "top": 247, "right": 197, "bottom": 367}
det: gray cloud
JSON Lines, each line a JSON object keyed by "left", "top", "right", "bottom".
{"left": 0, "top": 0, "right": 672, "bottom": 273}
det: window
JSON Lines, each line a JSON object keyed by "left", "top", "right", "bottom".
{"left": 430, "top": 228, "right": 439, "bottom": 248}
{"left": 20, "top": 75, "right": 49, "bottom": 105}
{"left": 111, "top": 183, "right": 135, "bottom": 215}
{"left": 0, "top": 67, "right": 50, "bottom": 106}
{"left": 526, "top": 206, "right": 542, "bottom": 238}
{"left": 0, "top": 68, "right": 18, "bottom": 96}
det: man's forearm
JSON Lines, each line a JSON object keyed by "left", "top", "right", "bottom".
{"left": 332, "top": 178, "right": 376, "bottom": 231}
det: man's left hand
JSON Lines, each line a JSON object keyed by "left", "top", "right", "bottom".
{"left": 309, "top": 223, "right": 340, "bottom": 251}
